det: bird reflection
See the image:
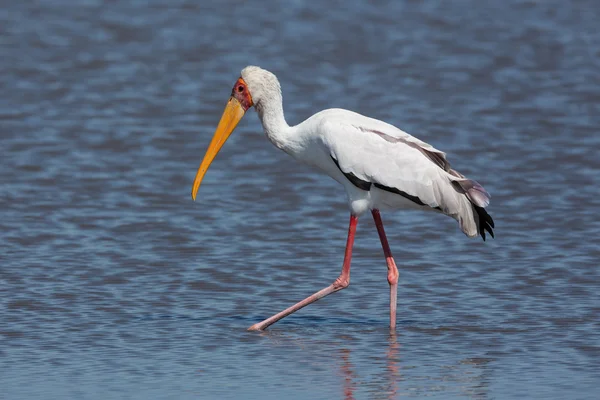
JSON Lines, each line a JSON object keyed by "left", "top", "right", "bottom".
{"left": 255, "top": 327, "right": 491, "bottom": 398}
{"left": 339, "top": 348, "right": 355, "bottom": 400}
{"left": 385, "top": 331, "right": 401, "bottom": 398}
{"left": 337, "top": 332, "right": 401, "bottom": 400}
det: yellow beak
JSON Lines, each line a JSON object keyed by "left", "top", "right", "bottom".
{"left": 191, "top": 97, "right": 245, "bottom": 200}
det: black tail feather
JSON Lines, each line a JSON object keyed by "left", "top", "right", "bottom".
{"left": 474, "top": 205, "right": 494, "bottom": 241}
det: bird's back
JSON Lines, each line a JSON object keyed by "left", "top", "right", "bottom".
{"left": 295, "top": 108, "right": 494, "bottom": 240}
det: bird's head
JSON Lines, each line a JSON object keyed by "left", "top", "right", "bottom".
{"left": 191, "top": 66, "right": 279, "bottom": 200}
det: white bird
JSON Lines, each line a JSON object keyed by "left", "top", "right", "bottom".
{"left": 191, "top": 66, "right": 494, "bottom": 331}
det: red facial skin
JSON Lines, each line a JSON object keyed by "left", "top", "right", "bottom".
{"left": 231, "top": 77, "right": 253, "bottom": 111}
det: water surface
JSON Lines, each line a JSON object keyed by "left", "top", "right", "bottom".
{"left": 1, "top": 1, "right": 599, "bottom": 399}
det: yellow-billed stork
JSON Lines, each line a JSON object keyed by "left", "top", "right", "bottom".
{"left": 191, "top": 66, "right": 494, "bottom": 331}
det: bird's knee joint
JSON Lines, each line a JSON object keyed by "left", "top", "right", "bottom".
{"left": 387, "top": 271, "right": 398, "bottom": 286}
{"left": 333, "top": 276, "right": 350, "bottom": 290}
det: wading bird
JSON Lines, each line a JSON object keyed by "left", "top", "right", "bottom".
{"left": 191, "top": 66, "right": 494, "bottom": 331}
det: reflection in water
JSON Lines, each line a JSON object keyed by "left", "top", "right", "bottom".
{"left": 385, "top": 332, "right": 401, "bottom": 399}
{"left": 338, "top": 335, "right": 402, "bottom": 399}
{"left": 457, "top": 357, "right": 494, "bottom": 399}
{"left": 339, "top": 348, "right": 355, "bottom": 400}
{"left": 259, "top": 328, "right": 496, "bottom": 398}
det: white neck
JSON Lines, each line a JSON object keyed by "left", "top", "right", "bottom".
{"left": 255, "top": 93, "right": 293, "bottom": 152}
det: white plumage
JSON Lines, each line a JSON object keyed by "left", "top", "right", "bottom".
{"left": 192, "top": 65, "right": 494, "bottom": 331}
{"left": 240, "top": 66, "right": 494, "bottom": 240}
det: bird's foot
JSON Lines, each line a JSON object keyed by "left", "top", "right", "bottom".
{"left": 247, "top": 323, "right": 264, "bottom": 331}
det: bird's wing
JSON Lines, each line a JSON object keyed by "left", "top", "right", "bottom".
{"left": 313, "top": 109, "right": 492, "bottom": 239}
{"left": 319, "top": 110, "right": 453, "bottom": 208}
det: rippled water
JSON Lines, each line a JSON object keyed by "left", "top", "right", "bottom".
{"left": 2, "top": 1, "right": 599, "bottom": 399}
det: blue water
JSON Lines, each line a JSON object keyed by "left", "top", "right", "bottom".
{"left": 1, "top": 1, "right": 599, "bottom": 399}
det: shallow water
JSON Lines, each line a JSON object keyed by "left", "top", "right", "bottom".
{"left": 1, "top": 1, "right": 599, "bottom": 399}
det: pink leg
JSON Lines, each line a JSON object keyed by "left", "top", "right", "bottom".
{"left": 371, "top": 209, "right": 399, "bottom": 330}
{"left": 248, "top": 214, "right": 358, "bottom": 331}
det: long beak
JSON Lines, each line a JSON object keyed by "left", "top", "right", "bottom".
{"left": 191, "top": 97, "right": 245, "bottom": 200}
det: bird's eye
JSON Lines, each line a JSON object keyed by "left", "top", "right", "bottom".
{"left": 237, "top": 85, "right": 244, "bottom": 92}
